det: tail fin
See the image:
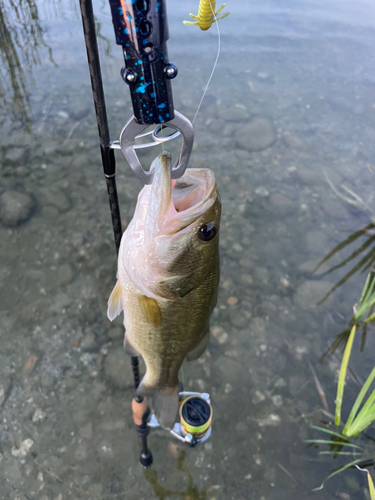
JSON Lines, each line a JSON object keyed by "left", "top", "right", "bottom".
{"left": 136, "top": 377, "right": 179, "bottom": 430}
{"left": 151, "top": 385, "right": 179, "bottom": 430}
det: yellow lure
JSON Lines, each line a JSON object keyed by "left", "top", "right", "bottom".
{"left": 183, "top": 1, "right": 230, "bottom": 31}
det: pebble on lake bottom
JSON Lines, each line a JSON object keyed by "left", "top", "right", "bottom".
{"left": 11, "top": 438, "right": 34, "bottom": 458}
{"left": 236, "top": 118, "right": 276, "bottom": 152}
{"left": 0, "top": 190, "right": 35, "bottom": 227}
{"left": 32, "top": 408, "right": 46, "bottom": 422}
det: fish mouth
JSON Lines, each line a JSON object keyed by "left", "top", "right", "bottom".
{"left": 169, "top": 167, "right": 217, "bottom": 235}
{"left": 172, "top": 170, "right": 216, "bottom": 213}
{"left": 146, "top": 153, "right": 218, "bottom": 236}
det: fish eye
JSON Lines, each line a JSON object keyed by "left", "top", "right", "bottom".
{"left": 198, "top": 222, "right": 217, "bottom": 242}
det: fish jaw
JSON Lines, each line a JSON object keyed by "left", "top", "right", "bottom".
{"left": 144, "top": 152, "right": 176, "bottom": 247}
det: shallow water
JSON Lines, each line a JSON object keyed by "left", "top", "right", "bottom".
{"left": 1, "top": 0, "right": 375, "bottom": 498}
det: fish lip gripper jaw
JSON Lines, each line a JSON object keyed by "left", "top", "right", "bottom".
{"left": 108, "top": 0, "right": 194, "bottom": 184}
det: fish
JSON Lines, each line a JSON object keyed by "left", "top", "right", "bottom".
{"left": 107, "top": 152, "right": 221, "bottom": 429}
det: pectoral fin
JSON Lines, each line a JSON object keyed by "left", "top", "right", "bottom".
{"left": 107, "top": 280, "right": 123, "bottom": 321}
{"left": 138, "top": 295, "right": 162, "bottom": 326}
{"left": 186, "top": 328, "right": 210, "bottom": 361}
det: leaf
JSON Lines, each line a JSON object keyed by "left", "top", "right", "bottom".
{"left": 346, "top": 404, "right": 375, "bottom": 437}
{"left": 313, "top": 223, "right": 375, "bottom": 274}
{"left": 323, "top": 235, "right": 375, "bottom": 278}
{"left": 310, "top": 425, "right": 351, "bottom": 442}
{"left": 319, "top": 451, "right": 362, "bottom": 456}
{"left": 368, "top": 472, "right": 375, "bottom": 500}
{"left": 304, "top": 440, "right": 363, "bottom": 449}
{"left": 344, "top": 365, "right": 375, "bottom": 435}
{"left": 318, "top": 250, "right": 375, "bottom": 305}
{"left": 312, "top": 459, "right": 364, "bottom": 491}
{"left": 335, "top": 325, "right": 356, "bottom": 426}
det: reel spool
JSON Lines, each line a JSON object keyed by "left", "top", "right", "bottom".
{"left": 179, "top": 395, "right": 212, "bottom": 441}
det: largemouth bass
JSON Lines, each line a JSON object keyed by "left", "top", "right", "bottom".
{"left": 107, "top": 152, "right": 221, "bottom": 429}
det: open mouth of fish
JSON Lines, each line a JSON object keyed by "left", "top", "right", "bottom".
{"left": 145, "top": 152, "right": 218, "bottom": 237}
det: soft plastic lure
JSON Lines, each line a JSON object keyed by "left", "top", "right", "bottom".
{"left": 183, "top": 1, "right": 229, "bottom": 31}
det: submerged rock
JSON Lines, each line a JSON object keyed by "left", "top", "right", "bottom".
{"left": 0, "top": 190, "right": 35, "bottom": 227}
{"left": 218, "top": 105, "right": 250, "bottom": 122}
{"left": 57, "top": 263, "right": 74, "bottom": 285}
{"left": 268, "top": 193, "right": 294, "bottom": 215}
{"left": 11, "top": 438, "right": 34, "bottom": 457}
{"left": 293, "top": 280, "right": 333, "bottom": 310}
{"left": 236, "top": 118, "right": 276, "bottom": 152}
{"left": 37, "top": 186, "right": 71, "bottom": 213}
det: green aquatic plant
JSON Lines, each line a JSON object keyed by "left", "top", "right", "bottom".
{"left": 334, "top": 271, "right": 375, "bottom": 435}
{"left": 369, "top": 470, "right": 375, "bottom": 500}
{"left": 335, "top": 324, "right": 357, "bottom": 427}
{"left": 314, "top": 222, "right": 375, "bottom": 306}
{"left": 356, "top": 466, "right": 375, "bottom": 500}
{"left": 321, "top": 265, "right": 375, "bottom": 361}
{"left": 307, "top": 272, "right": 375, "bottom": 490}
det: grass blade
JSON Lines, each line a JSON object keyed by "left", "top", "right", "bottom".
{"left": 321, "top": 328, "right": 352, "bottom": 361}
{"left": 365, "top": 313, "right": 375, "bottom": 323}
{"left": 313, "top": 224, "right": 375, "bottom": 273}
{"left": 323, "top": 235, "right": 375, "bottom": 277}
{"left": 359, "top": 273, "right": 372, "bottom": 306}
{"left": 360, "top": 326, "right": 368, "bottom": 350}
{"left": 344, "top": 365, "right": 375, "bottom": 434}
{"left": 310, "top": 425, "right": 350, "bottom": 441}
{"left": 319, "top": 451, "right": 362, "bottom": 456}
{"left": 347, "top": 404, "right": 375, "bottom": 437}
{"left": 368, "top": 472, "right": 375, "bottom": 500}
{"left": 318, "top": 250, "right": 375, "bottom": 305}
{"left": 335, "top": 325, "right": 356, "bottom": 426}
{"left": 313, "top": 459, "right": 364, "bottom": 491}
{"left": 305, "top": 440, "right": 363, "bottom": 449}
{"left": 327, "top": 459, "right": 364, "bottom": 479}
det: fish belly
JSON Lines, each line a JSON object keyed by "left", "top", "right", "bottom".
{"left": 123, "top": 268, "right": 219, "bottom": 392}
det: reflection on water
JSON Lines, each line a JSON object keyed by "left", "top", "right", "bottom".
{"left": 0, "top": 0, "right": 52, "bottom": 125}
{"left": 145, "top": 450, "right": 206, "bottom": 500}
{"left": 0, "top": 0, "right": 111, "bottom": 129}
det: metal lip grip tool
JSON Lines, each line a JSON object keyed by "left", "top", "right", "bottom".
{"left": 108, "top": 0, "right": 194, "bottom": 184}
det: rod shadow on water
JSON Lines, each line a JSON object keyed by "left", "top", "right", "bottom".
{"left": 144, "top": 450, "right": 207, "bottom": 500}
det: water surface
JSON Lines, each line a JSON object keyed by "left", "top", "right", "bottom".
{"left": 1, "top": 0, "right": 375, "bottom": 499}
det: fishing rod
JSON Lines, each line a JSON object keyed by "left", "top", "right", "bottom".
{"left": 79, "top": 0, "right": 212, "bottom": 467}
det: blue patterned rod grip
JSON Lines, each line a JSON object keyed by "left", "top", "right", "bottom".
{"left": 108, "top": 0, "right": 177, "bottom": 125}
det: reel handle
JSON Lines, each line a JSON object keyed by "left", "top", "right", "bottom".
{"left": 132, "top": 396, "right": 153, "bottom": 467}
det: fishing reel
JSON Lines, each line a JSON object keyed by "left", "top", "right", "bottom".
{"left": 148, "top": 391, "right": 213, "bottom": 446}
{"left": 131, "top": 390, "right": 212, "bottom": 467}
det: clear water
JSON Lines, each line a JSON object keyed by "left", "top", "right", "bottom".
{"left": 1, "top": 0, "right": 375, "bottom": 498}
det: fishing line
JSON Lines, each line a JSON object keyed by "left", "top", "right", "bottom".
{"left": 192, "top": 3, "right": 221, "bottom": 125}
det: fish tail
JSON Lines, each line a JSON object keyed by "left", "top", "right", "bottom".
{"left": 136, "top": 378, "right": 179, "bottom": 430}
{"left": 151, "top": 385, "right": 180, "bottom": 430}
